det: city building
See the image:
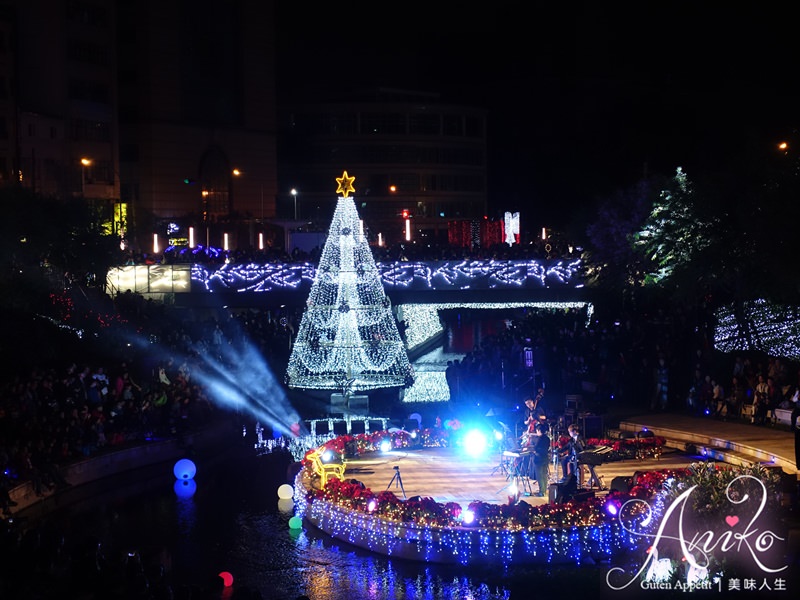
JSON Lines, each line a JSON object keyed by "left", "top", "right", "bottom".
{"left": 278, "top": 88, "right": 488, "bottom": 248}
{"left": 1, "top": 0, "right": 279, "bottom": 253}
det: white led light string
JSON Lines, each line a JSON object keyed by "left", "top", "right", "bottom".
{"left": 286, "top": 195, "right": 412, "bottom": 391}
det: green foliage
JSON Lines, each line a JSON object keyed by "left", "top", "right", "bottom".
{"left": 0, "top": 187, "right": 124, "bottom": 305}
{"left": 659, "top": 462, "right": 782, "bottom": 523}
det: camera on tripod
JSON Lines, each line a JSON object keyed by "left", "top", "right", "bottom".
{"left": 387, "top": 465, "right": 406, "bottom": 498}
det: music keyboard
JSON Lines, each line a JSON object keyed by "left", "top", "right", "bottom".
{"left": 577, "top": 446, "right": 612, "bottom": 466}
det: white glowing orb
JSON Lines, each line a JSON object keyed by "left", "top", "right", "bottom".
{"left": 277, "top": 484, "right": 294, "bottom": 499}
{"left": 173, "top": 458, "right": 197, "bottom": 480}
{"left": 462, "top": 509, "right": 475, "bottom": 525}
{"left": 380, "top": 440, "right": 392, "bottom": 452}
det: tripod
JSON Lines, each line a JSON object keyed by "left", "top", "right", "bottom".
{"left": 386, "top": 465, "right": 406, "bottom": 498}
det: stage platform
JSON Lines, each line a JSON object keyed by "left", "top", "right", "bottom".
{"left": 338, "top": 412, "right": 799, "bottom": 507}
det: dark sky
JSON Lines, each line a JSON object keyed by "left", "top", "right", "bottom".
{"left": 275, "top": 3, "right": 799, "bottom": 227}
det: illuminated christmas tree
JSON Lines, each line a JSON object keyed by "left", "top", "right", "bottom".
{"left": 285, "top": 171, "right": 413, "bottom": 392}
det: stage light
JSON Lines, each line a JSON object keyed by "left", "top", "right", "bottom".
{"left": 173, "top": 479, "right": 197, "bottom": 499}
{"left": 604, "top": 499, "right": 619, "bottom": 517}
{"left": 493, "top": 429, "right": 503, "bottom": 441}
{"left": 277, "top": 484, "right": 294, "bottom": 499}
{"left": 461, "top": 509, "right": 475, "bottom": 525}
{"left": 463, "top": 429, "right": 488, "bottom": 458}
{"left": 380, "top": 440, "right": 392, "bottom": 453}
{"left": 173, "top": 458, "right": 197, "bottom": 480}
{"left": 367, "top": 499, "right": 377, "bottom": 512}
{"left": 321, "top": 450, "right": 334, "bottom": 462}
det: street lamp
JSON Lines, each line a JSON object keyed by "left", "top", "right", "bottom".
{"left": 80, "top": 157, "right": 92, "bottom": 197}
{"left": 291, "top": 188, "right": 298, "bottom": 220}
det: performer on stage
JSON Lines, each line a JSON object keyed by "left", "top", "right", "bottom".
{"left": 559, "top": 424, "right": 585, "bottom": 481}
{"left": 522, "top": 389, "right": 547, "bottom": 431}
{"left": 530, "top": 422, "right": 550, "bottom": 497}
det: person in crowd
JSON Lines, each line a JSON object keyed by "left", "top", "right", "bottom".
{"left": 726, "top": 375, "right": 749, "bottom": 421}
{"left": 790, "top": 392, "right": 800, "bottom": 472}
{"left": 530, "top": 422, "right": 551, "bottom": 498}
{"left": 651, "top": 355, "right": 669, "bottom": 411}
{"left": 712, "top": 378, "right": 725, "bottom": 418}
{"left": 754, "top": 374, "right": 769, "bottom": 425}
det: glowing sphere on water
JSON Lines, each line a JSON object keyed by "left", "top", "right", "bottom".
{"left": 173, "top": 479, "right": 197, "bottom": 499}
{"left": 218, "top": 571, "right": 234, "bottom": 587}
{"left": 173, "top": 458, "right": 197, "bottom": 480}
{"left": 277, "top": 484, "right": 294, "bottom": 499}
{"left": 288, "top": 516, "right": 303, "bottom": 529}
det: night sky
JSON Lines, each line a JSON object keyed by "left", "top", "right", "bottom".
{"left": 276, "top": 3, "right": 798, "bottom": 228}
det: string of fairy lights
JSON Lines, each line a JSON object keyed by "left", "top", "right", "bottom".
{"left": 293, "top": 471, "right": 645, "bottom": 566}
{"left": 714, "top": 298, "right": 800, "bottom": 361}
{"left": 182, "top": 258, "right": 585, "bottom": 294}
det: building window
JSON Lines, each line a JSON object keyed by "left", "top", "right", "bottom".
{"left": 66, "top": 40, "right": 110, "bottom": 66}
{"left": 443, "top": 115, "right": 463, "bottom": 136}
{"left": 331, "top": 114, "right": 357, "bottom": 135}
{"left": 465, "top": 117, "right": 483, "bottom": 137}
{"left": 70, "top": 119, "right": 111, "bottom": 142}
{"left": 362, "top": 113, "right": 406, "bottom": 135}
{"left": 65, "top": 1, "right": 109, "bottom": 27}
{"left": 68, "top": 79, "right": 110, "bottom": 104}
{"left": 409, "top": 113, "right": 440, "bottom": 135}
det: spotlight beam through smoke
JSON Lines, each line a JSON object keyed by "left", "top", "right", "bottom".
{"left": 120, "top": 320, "right": 306, "bottom": 437}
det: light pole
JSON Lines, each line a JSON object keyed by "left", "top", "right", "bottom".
{"left": 80, "top": 157, "right": 92, "bottom": 197}
{"left": 291, "top": 188, "right": 298, "bottom": 220}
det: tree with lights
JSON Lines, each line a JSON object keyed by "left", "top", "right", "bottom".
{"left": 285, "top": 171, "right": 413, "bottom": 393}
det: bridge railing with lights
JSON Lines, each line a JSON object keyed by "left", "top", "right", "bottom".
{"left": 106, "top": 258, "right": 585, "bottom": 297}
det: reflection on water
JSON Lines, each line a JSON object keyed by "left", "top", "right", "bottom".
{"left": 20, "top": 450, "right": 639, "bottom": 600}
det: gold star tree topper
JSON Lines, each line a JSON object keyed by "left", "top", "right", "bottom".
{"left": 335, "top": 170, "right": 356, "bottom": 198}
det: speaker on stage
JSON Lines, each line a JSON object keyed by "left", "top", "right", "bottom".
{"left": 548, "top": 483, "right": 561, "bottom": 505}
{"left": 610, "top": 476, "right": 631, "bottom": 493}
{"left": 549, "top": 474, "right": 578, "bottom": 504}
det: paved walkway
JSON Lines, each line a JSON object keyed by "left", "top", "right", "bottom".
{"left": 618, "top": 411, "right": 799, "bottom": 476}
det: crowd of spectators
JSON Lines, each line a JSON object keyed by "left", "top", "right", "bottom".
{"left": 440, "top": 302, "right": 800, "bottom": 435}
